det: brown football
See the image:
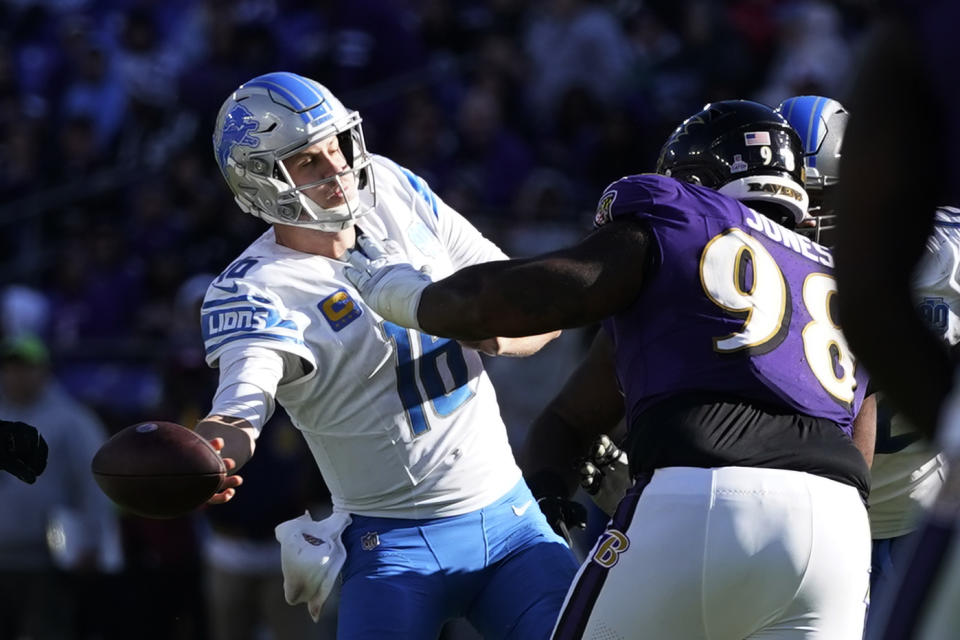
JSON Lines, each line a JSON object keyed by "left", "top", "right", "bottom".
{"left": 91, "top": 421, "right": 226, "bottom": 519}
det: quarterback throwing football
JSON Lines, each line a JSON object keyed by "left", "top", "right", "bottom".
{"left": 194, "top": 71, "right": 578, "bottom": 639}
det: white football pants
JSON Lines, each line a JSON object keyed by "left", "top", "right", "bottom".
{"left": 552, "top": 466, "right": 871, "bottom": 640}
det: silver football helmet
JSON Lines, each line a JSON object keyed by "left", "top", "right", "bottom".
{"left": 776, "top": 95, "right": 848, "bottom": 246}
{"left": 213, "top": 72, "right": 376, "bottom": 231}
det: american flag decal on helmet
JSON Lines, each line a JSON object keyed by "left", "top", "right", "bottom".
{"left": 744, "top": 131, "right": 771, "bottom": 146}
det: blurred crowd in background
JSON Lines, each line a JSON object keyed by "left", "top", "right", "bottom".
{"left": 0, "top": 0, "right": 874, "bottom": 638}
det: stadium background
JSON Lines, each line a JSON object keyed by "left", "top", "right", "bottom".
{"left": 0, "top": 0, "right": 874, "bottom": 638}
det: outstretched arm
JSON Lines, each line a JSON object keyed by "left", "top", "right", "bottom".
{"left": 420, "top": 221, "right": 649, "bottom": 339}
{"left": 347, "top": 220, "right": 651, "bottom": 339}
{"left": 193, "top": 345, "right": 289, "bottom": 504}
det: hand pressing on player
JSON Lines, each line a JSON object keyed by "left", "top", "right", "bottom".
{"left": 345, "top": 233, "right": 433, "bottom": 330}
{"left": 207, "top": 437, "right": 243, "bottom": 504}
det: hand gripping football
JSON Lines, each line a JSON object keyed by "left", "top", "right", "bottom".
{"left": 91, "top": 421, "right": 226, "bottom": 519}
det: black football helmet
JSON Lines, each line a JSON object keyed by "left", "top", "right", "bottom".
{"left": 657, "top": 100, "right": 810, "bottom": 228}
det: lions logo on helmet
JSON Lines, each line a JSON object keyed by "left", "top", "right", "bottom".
{"left": 213, "top": 72, "right": 377, "bottom": 232}
{"left": 215, "top": 104, "right": 261, "bottom": 173}
{"left": 657, "top": 100, "right": 810, "bottom": 229}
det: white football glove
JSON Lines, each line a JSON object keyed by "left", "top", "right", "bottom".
{"left": 579, "top": 434, "right": 631, "bottom": 517}
{"left": 344, "top": 234, "right": 433, "bottom": 330}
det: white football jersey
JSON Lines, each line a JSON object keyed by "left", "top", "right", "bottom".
{"left": 869, "top": 207, "right": 959, "bottom": 538}
{"left": 201, "top": 155, "right": 521, "bottom": 519}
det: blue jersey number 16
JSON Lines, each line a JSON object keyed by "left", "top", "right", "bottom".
{"left": 383, "top": 322, "right": 475, "bottom": 437}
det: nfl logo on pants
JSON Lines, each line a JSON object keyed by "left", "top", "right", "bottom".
{"left": 361, "top": 532, "right": 380, "bottom": 550}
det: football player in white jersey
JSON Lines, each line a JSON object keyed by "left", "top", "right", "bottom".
{"left": 777, "top": 96, "right": 950, "bottom": 635}
{"left": 193, "top": 71, "right": 579, "bottom": 639}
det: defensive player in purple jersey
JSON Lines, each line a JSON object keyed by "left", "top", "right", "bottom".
{"left": 346, "top": 100, "right": 876, "bottom": 639}
{"left": 836, "top": 2, "right": 960, "bottom": 638}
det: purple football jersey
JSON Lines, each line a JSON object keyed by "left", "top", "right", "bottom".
{"left": 596, "top": 174, "right": 868, "bottom": 436}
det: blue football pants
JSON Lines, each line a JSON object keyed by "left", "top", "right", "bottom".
{"left": 337, "top": 479, "right": 579, "bottom": 639}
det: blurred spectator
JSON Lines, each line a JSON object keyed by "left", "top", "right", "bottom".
{"left": 48, "top": 225, "right": 142, "bottom": 348}
{"left": 726, "top": 0, "right": 778, "bottom": 60}
{"left": 1, "top": 284, "right": 50, "bottom": 340}
{"left": 322, "top": 0, "right": 427, "bottom": 138}
{"left": 113, "top": 7, "right": 180, "bottom": 109}
{"left": 513, "top": 167, "right": 577, "bottom": 223}
{"left": 61, "top": 40, "right": 128, "bottom": 152}
{"left": 8, "top": 5, "right": 64, "bottom": 111}
{"left": 0, "top": 333, "right": 122, "bottom": 640}
{"left": 0, "top": 111, "right": 44, "bottom": 200}
{"left": 270, "top": 0, "right": 331, "bottom": 72}
{"left": 389, "top": 87, "right": 457, "bottom": 192}
{"left": 158, "top": 272, "right": 218, "bottom": 428}
{"left": 54, "top": 115, "right": 112, "bottom": 182}
{"left": 523, "top": 0, "right": 634, "bottom": 128}
{"left": 111, "top": 6, "right": 199, "bottom": 169}
{"left": 756, "top": 0, "right": 853, "bottom": 106}
{"left": 585, "top": 106, "right": 648, "bottom": 195}
{"left": 447, "top": 82, "right": 533, "bottom": 213}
